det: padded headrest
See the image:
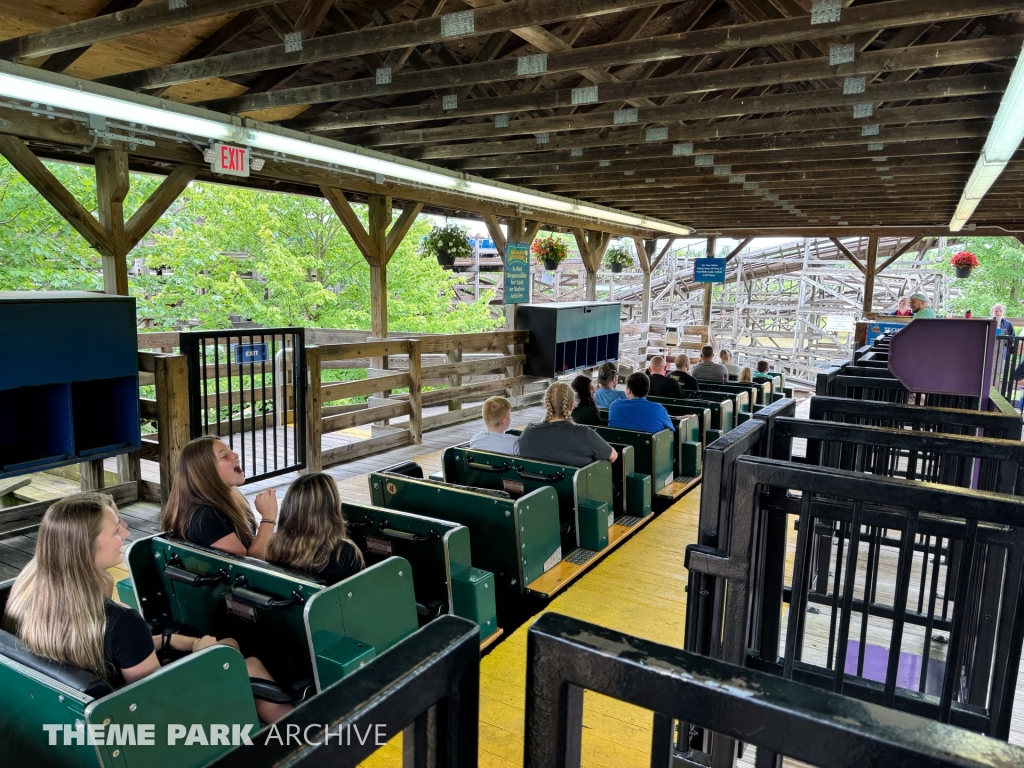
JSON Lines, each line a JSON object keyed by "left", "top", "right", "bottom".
{"left": 0, "top": 627, "right": 111, "bottom": 699}
{"left": 381, "top": 461, "right": 424, "bottom": 479}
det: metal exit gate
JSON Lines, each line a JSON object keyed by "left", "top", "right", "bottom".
{"left": 179, "top": 328, "right": 306, "bottom": 483}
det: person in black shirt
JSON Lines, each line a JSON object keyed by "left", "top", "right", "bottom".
{"left": 670, "top": 353, "right": 700, "bottom": 391}
{"left": 570, "top": 375, "right": 603, "bottom": 426}
{"left": 647, "top": 355, "right": 686, "bottom": 399}
{"left": 266, "top": 473, "right": 365, "bottom": 585}
{"left": 162, "top": 436, "right": 278, "bottom": 559}
{"left": 2, "top": 493, "right": 292, "bottom": 723}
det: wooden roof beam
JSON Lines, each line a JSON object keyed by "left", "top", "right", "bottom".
{"left": 38, "top": 0, "right": 143, "bottom": 73}
{"left": 199, "top": 0, "right": 1022, "bottom": 116}
{"left": 0, "top": 0, "right": 286, "bottom": 61}
{"left": 100, "top": 0, "right": 667, "bottom": 91}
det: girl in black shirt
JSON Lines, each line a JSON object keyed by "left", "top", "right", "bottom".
{"left": 570, "top": 375, "right": 603, "bottom": 426}
{"left": 162, "top": 436, "right": 278, "bottom": 559}
{"left": 2, "top": 493, "right": 291, "bottom": 722}
{"left": 266, "top": 473, "right": 365, "bottom": 585}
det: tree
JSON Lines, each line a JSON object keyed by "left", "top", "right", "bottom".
{"left": 940, "top": 237, "right": 1024, "bottom": 316}
{"left": 0, "top": 158, "right": 501, "bottom": 333}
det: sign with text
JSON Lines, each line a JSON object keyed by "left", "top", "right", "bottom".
{"left": 693, "top": 257, "right": 727, "bottom": 282}
{"left": 504, "top": 242, "right": 531, "bottom": 304}
{"left": 232, "top": 342, "right": 269, "bottom": 365}
{"left": 211, "top": 143, "right": 250, "bottom": 177}
{"left": 825, "top": 315, "right": 855, "bottom": 333}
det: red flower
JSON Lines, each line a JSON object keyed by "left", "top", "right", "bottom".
{"left": 950, "top": 251, "right": 978, "bottom": 269}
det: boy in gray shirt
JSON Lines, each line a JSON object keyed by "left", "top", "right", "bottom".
{"left": 469, "top": 396, "right": 520, "bottom": 455}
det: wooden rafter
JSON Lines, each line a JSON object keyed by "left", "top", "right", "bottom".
{"left": 830, "top": 237, "right": 867, "bottom": 275}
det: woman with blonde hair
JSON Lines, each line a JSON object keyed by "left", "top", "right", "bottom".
{"left": 992, "top": 303, "right": 1015, "bottom": 338}
{"left": 266, "top": 473, "right": 364, "bottom": 584}
{"left": 162, "top": 436, "right": 277, "bottom": 558}
{"left": 2, "top": 493, "right": 291, "bottom": 722}
{"left": 518, "top": 382, "right": 617, "bottom": 467}
{"left": 738, "top": 367, "right": 753, "bottom": 383}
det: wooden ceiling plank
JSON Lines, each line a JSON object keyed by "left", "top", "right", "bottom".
{"left": 401, "top": 71, "right": 1004, "bottom": 153}
{"left": 38, "top": 0, "right": 143, "bottom": 73}
{"left": 100, "top": 0, "right": 668, "bottom": 91}
{"left": 282, "top": 31, "right": 1024, "bottom": 134}
{"left": 0, "top": 0, "right": 286, "bottom": 61}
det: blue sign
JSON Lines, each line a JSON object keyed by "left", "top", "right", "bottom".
{"left": 865, "top": 322, "right": 907, "bottom": 344}
{"left": 694, "top": 258, "right": 727, "bottom": 283}
{"left": 504, "top": 242, "right": 531, "bottom": 304}
{"left": 232, "top": 342, "right": 270, "bottom": 365}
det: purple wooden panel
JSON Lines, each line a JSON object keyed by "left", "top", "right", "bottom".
{"left": 889, "top": 319, "right": 997, "bottom": 400}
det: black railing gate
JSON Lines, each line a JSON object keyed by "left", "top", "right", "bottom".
{"left": 179, "top": 328, "right": 306, "bottom": 483}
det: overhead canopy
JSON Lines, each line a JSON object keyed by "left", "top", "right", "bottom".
{"left": 0, "top": 0, "right": 1022, "bottom": 236}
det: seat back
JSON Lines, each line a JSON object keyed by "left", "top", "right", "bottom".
{"left": 342, "top": 502, "right": 498, "bottom": 640}
{"left": 442, "top": 447, "right": 614, "bottom": 553}
{"left": 369, "top": 471, "right": 562, "bottom": 623}
{"left": 652, "top": 396, "right": 732, "bottom": 441}
{"left": 593, "top": 426, "right": 673, "bottom": 493}
{"left": 700, "top": 381, "right": 761, "bottom": 409}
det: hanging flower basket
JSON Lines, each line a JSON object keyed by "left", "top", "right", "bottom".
{"left": 531, "top": 235, "right": 569, "bottom": 271}
{"left": 950, "top": 250, "right": 978, "bottom": 279}
{"left": 420, "top": 223, "right": 471, "bottom": 269}
{"left": 605, "top": 244, "right": 633, "bottom": 274}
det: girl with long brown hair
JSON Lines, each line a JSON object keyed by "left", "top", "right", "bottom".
{"left": 518, "top": 382, "right": 617, "bottom": 467}
{"left": 266, "top": 473, "right": 364, "bottom": 585}
{"left": 2, "top": 493, "right": 291, "bottom": 722}
{"left": 162, "top": 436, "right": 277, "bottom": 558}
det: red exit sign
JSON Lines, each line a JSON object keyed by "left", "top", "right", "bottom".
{"left": 210, "top": 143, "right": 249, "bottom": 177}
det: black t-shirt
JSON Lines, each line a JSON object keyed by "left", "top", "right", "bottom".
{"left": 186, "top": 504, "right": 255, "bottom": 548}
{"left": 669, "top": 370, "right": 700, "bottom": 391}
{"left": 104, "top": 600, "right": 153, "bottom": 687}
{"left": 648, "top": 373, "right": 685, "bottom": 399}
{"left": 314, "top": 542, "right": 365, "bottom": 585}
{"left": 519, "top": 421, "right": 614, "bottom": 468}
{"left": 571, "top": 403, "right": 603, "bottom": 426}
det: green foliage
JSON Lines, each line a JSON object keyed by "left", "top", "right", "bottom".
{"left": 0, "top": 158, "right": 501, "bottom": 334}
{"left": 939, "top": 237, "right": 1024, "bottom": 316}
{"left": 419, "top": 222, "right": 472, "bottom": 260}
{"left": 605, "top": 244, "right": 633, "bottom": 268}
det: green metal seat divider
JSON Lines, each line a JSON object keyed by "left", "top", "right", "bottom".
{"left": 652, "top": 394, "right": 733, "bottom": 440}
{"left": 594, "top": 426, "right": 674, "bottom": 496}
{"left": 607, "top": 443, "right": 653, "bottom": 519}
{"left": 125, "top": 536, "right": 418, "bottom": 694}
{"left": 692, "top": 386, "right": 749, "bottom": 421}
{"left": 0, "top": 639, "right": 258, "bottom": 768}
{"left": 368, "top": 471, "right": 562, "bottom": 625}
{"left": 442, "top": 447, "right": 615, "bottom": 553}
{"left": 341, "top": 501, "right": 498, "bottom": 641}
{"left": 672, "top": 413, "right": 702, "bottom": 480}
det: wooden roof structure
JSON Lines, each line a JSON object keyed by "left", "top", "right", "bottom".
{"left": 0, "top": 0, "right": 1023, "bottom": 240}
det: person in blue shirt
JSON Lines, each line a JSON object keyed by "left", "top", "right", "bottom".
{"left": 593, "top": 362, "right": 627, "bottom": 409}
{"left": 608, "top": 372, "right": 675, "bottom": 433}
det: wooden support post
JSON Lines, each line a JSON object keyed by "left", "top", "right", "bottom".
{"left": 304, "top": 346, "right": 324, "bottom": 473}
{"left": 95, "top": 148, "right": 130, "bottom": 296}
{"left": 863, "top": 235, "right": 880, "bottom": 316}
{"left": 446, "top": 349, "right": 463, "bottom": 411}
{"left": 702, "top": 236, "right": 717, "bottom": 328}
{"left": 634, "top": 237, "right": 655, "bottom": 324}
{"left": 574, "top": 229, "right": 611, "bottom": 302}
{"left": 80, "top": 460, "right": 105, "bottom": 491}
{"left": 407, "top": 339, "right": 422, "bottom": 444}
{"left": 154, "top": 354, "right": 191, "bottom": 505}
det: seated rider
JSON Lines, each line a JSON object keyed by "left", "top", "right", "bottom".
{"left": 593, "top": 362, "right": 626, "bottom": 408}
{"left": 2, "top": 492, "right": 291, "bottom": 723}
{"left": 162, "top": 436, "right": 277, "bottom": 559}
{"left": 719, "top": 349, "right": 741, "bottom": 378}
{"left": 669, "top": 354, "right": 699, "bottom": 391}
{"left": 646, "top": 355, "right": 685, "bottom": 399}
{"left": 691, "top": 345, "right": 729, "bottom": 382}
{"left": 570, "top": 375, "right": 603, "bottom": 426}
{"left": 469, "top": 396, "right": 520, "bottom": 455}
{"left": 266, "top": 473, "right": 364, "bottom": 585}
{"left": 519, "top": 382, "right": 618, "bottom": 468}
{"left": 608, "top": 372, "right": 675, "bottom": 433}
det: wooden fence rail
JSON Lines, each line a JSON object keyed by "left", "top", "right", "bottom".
{"left": 138, "top": 329, "right": 541, "bottom": 505}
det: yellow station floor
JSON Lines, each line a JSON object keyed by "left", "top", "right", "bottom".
{"left": 360, "top": 481, "right": 701, "bottom": 767}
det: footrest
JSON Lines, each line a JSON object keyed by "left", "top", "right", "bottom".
{"left": 615, "top": 515, "right": 644, "bottom": 528}
{"left": 656, "top": 477, "right": 699, "bottom": 499}
{"left": 566, "top": 549, "right": 598, "bottom": 565}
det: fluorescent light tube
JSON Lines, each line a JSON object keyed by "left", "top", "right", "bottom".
{"left": 950, "top": 39, "right": 1024, "bottom": 231}
{"left": 0, "top": 60, "right": 692, "bottom": 236}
